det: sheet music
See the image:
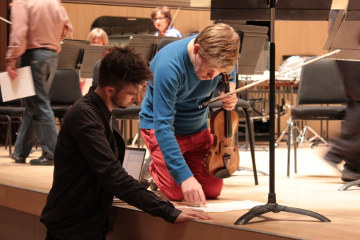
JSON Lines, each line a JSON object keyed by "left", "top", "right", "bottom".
{"left": 0, "top": 66, "right": 35, "bottom": 102}
{"left": 178, "top": 200, "right": 265, "bottom": 213}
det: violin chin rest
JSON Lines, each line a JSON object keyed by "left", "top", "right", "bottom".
{"left": 214, "top": 168, "right": 231, "bottom": 179}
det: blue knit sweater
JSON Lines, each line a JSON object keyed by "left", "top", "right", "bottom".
{"left": 139, "top": 35, "right": 236, "bottom": 184}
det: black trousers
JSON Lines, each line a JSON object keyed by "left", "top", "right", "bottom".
{"left": 327, "top": 61, "right": 360, "bottom": 172}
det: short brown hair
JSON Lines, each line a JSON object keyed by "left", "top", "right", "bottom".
{"left": 151, "top": 6, "right": 172, "bottom": 23}
{"left": 194, "top": 23, "right": 240, "bottom": 73}
{"left": 98, "top": 46, "right": 152, "bottom": 90}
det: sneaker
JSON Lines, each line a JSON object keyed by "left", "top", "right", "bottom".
{"left": 341, "top": 167, "right": 360, "bottom": 182}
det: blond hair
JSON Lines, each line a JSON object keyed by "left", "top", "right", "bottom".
{"left": 87, "top": 28, "right": 109, "bottom": 45}
{"left": 194, "top": 23, "right": 240, "bottom": 73}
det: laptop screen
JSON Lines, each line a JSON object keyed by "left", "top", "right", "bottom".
{"left": 122, "top": 147, "right": 146, "bottom": 180}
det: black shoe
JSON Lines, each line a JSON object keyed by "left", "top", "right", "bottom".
{"left": 140, "top": 158, "right": 153, "bottom": 188}
{"left": 323, "top": 152, "right": 342, "bottom": 172}
{"left": 29, "top": 153, "right": 54, "bottom": 166}
{"left": 341, "top": 167, "right": 360, "bottom": 182}
{"left": 10, "top": 153, "right": 26, "bottom": 164}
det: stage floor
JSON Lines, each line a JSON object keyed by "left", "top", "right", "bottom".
{"left": 0, "top": 143, "right": 359, "bottom": 240}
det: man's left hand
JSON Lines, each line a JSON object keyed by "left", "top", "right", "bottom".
{"left": 219, "top": 81, "right": 238, "bottom": 110}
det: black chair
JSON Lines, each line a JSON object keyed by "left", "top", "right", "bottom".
{"left": 287, "top": 58, "right": 347, "bottom": 176}
{"left": 0, "top": 99, "right": 25, "bottom": 155}
{"left": 49, "top": 69, "right": 82, "bottom": 125}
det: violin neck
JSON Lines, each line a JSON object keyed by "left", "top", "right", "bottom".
{"left": 224, "top": 110, "right": 232, "bottom": 138}
{"left": 223, "top": 73, "right": 232, "bottom": 138}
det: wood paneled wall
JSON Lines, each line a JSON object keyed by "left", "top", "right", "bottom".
{"left": 62, "top": 3, "right": 213, "bottom": 40}
{"left": 62, "top": 3, "right": 333, "bottom": 69}
{"left": 275, "top": 21, "right": 329, "bottom": 68}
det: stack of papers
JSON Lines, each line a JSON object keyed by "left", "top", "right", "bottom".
{"left": 0, "top": 66, "right": 35, "bottom": 102}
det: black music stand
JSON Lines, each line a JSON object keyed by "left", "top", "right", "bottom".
{"left": 127, "top": 35, "right": 181, "bottom": 64}
{"left": 58, "top": 42, "right": 106, "bottom": 78}
{"left": 211, "top": 0, "right": 331, "bottom": 224}
{"left": 81, "top": 45, "right": 106, "bottom": 78}
{"left": 127, "top": 35, "right": 162, "bottom": 64}
{"left": 324, "top": 1, "right": 360, "bottom": 191}
{"left": 58, "top": 43, "right": 84, "bottom": 71}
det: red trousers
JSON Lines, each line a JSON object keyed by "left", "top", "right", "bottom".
{"left": 140, "top": 128, "right": 223, "bottom": 201}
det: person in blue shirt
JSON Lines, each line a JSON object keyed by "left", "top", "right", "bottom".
{"left": 139, "top": 23, "right": 240, "bottom": 206}
{"left": 151, "top": 6, "right": 182, "bottom": 37}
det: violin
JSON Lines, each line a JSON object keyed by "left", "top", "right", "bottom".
{"left": 204, "top": 73, "right": 240, "bottom": 178}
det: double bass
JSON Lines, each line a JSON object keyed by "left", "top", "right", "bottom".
{"left": 204, "top": 73, "right": 240, "bottom": 178}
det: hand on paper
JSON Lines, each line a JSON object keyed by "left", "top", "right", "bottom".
{"left": 175, "top": 208, "right": 211, "bottom": 222}
{"left": 181, "top": 176, "right": 206, "bottom": 207}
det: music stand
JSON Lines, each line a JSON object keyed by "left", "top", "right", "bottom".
{"left": 237, "top": 25, "right": 269, "bottom": 75}
{"left": 58, "top": 42, "right": 106, "bottom": 78}
{"left": 324, "top": 1, "right": 360, "bottom": 191}
{"left": 211, "top": 0, "right": 331, "bottom": 224}
{"left": 81, "top": 45, "right": 106, "bottom": 78}
{"left": 127, "top": 35, "right": 162, "bottom": 64}
{"left": 58, "top": 43, "right": 84, "bottom": 71}
{"left": 128, "top": 35, "right": 181, "bottom": 64}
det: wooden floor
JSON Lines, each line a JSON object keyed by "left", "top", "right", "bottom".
{"left": 0, "top": 142, "right": 359, "bottom": 240}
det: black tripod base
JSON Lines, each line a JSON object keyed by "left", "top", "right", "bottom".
{"left": 235, "top": 203, "right": 331, "bottom": 225}
{"left": 338, "top": 179, "right": 360, "bottom": 191}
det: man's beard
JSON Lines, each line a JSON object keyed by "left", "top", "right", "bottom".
{"left": 110, "top": 94, "right": 126, "bottom": 109}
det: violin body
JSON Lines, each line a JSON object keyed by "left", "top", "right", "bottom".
{"left": 204, "top": 73, "right": 240, "bottom": 178}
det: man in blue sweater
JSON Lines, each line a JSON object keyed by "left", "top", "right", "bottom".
{"left": 139, "top": 23, "right": 240, "bottom": 206}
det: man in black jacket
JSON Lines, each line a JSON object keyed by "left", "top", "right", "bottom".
{"left": 41, "top": 46, "right": 209, "bottom": 240}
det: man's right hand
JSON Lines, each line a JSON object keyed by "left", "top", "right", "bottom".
{"left": 6, "top": 59, "right": 18, "bottom": 81}
{"left": 180, "top": 176, "right": 206, "bottom": 206}
{"left": 7, "top": 66, "right": 18, "bottom": 81}
{"left": 175, "top": 208, "right": 211, "bottom": 222}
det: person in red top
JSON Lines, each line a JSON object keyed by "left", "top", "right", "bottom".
{"left": 6, "top": 0, "right": 73, "bottom": 165}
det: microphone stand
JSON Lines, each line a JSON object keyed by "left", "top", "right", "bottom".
{"left": 235, "top": 0, "right": 330, "bottom": 225}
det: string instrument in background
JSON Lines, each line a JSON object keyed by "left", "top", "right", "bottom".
{"left": 204, "top": 73, "right": 240, "bottom": 178}
{"left": 168, "top": 7, "right": 180, "bottom": 30}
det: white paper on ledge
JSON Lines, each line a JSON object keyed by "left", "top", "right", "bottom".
{"left": 178, "top": 200, "right": 265, "bottom": 213}
{"left": 0, "top": 66, "right": 35, "bottom": 102}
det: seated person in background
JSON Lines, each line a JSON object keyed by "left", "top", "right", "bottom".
{"left": 41, "top": 46, "right": 210, "bottom": 240}
{"left": 87, "top": 27, "right": 109, "bottom": 46}
{"left": 81, "top": 28, "right": 109, "bottom": 94}
{"left": 151, "top": 6, "right": 183, "bottom": 37}
{"left": 139, "top": 23, "right": 240, "bottom": 207}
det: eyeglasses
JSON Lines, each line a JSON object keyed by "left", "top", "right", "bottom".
{"left": 153, "top": 17, "right": 167, "bottom": 21}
